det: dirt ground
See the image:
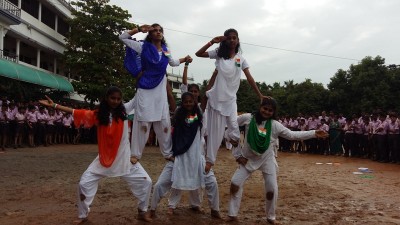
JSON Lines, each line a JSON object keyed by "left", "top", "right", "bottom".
{"left": 1, "top": 145, "right": 400, "bottom": 225}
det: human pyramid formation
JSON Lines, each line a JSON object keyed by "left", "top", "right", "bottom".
{"left": 39, "top": 23, "right": 328, "bottom": 224}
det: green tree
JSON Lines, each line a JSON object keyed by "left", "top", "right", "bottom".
{"left": 64, "top": 0, "right": 136, "bottom": 104}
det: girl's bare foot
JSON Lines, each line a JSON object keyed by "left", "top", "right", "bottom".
{"left": 226, "top": 216, "right": 238, "bottom": 222}
{"left": 167, "top": 208, "right": 174, "bottom": 215}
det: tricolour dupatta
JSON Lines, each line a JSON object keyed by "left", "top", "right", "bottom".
{"left": 246, "top": 116, "right": 272, "bottom": 155}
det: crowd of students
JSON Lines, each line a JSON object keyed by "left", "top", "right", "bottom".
{"left": 276, "top": 111, "right": 400, "bottom": 164}
{"left": 0, "top": 97, "right": 97, "bottom": 151}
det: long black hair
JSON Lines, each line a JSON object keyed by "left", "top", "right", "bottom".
{"left": 254, "top": 98, "right": 277, "bottom": 124}
{"left": 144, "top": 23, "right": 167, "bottom": 46}
{"left": 173, "top": 92, "right": 202, "bottom": 128}
{"left": 217, "top": 28, "right": 241, "bottom": 60}
{"left": 96, "top": 86, "right": 126, "bottom": 126}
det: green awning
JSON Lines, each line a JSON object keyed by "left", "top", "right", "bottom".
{"left": 0, "top": 59, "right": 74, "bottom": 92}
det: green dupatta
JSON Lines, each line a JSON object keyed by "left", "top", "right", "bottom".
{"left": 246, "top": 116, "right": 272, "bottom": 155}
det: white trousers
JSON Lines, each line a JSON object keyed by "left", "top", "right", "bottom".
{"left": 206, "top": 107, "right": 240, "bottom": 164}
{"left": 228, "top": 165, "right": 278, "bottom": 220}
{"left": 168, "top": 169, "right": 220, "bottom": 211}
{"left": 131, "top": 118, "right": 172, "bottom": 159}
{"left": 77, "top": 162, "right": 152, "bottom": 219}
{"left": 150, "top": 162, "right": 220, "bottom": 211}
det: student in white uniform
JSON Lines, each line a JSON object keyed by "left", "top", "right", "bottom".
{"left": 39, "top": 87, "right": 153, "bottom": 223}
{"left": 174, "top": 66, "right": 221, "bottom": 218}
{"left": 195, "top": 28, "right": 266, "bottom": 175}
{"left": 119, "top": 23, "right": 192, "bottom": 164}
{"left": 151, "top": 66, "right": 221, "bottom": 218}
{"left": 227, "top": 98, "right": 328, "bottom": 224}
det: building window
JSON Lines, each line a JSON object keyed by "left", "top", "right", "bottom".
{"left": 19, "top": 42, "right": 36, "bottom": 66}
{"left": 21, "top": 0, "right": 39, "bottom": 19}
{"left": 41, "top": 5, "right": 55, "bottom": 29}
{"left": 58, "top": 18, "right": 69, "bottom": 36}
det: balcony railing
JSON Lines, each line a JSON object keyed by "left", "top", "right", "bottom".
{"left": 0, "top": 49, "right": 19, "bottom": 63}
{"left": 0, "top": 0, "right": 21, "bottom": 18}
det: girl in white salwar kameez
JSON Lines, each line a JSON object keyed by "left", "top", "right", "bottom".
{"left": 39, "top": 87, "right": 153, "bottom": 223}
{"left": 227, "top": 98, "right": 328, "bottom": 224}
{"left": 195, "top": 28, "right": 266, "bottom": 175}
{"left": 119, "top": 23, "right": 192, "bottom": 164}
{"left": 150, "top": 92, "right": 205, "bottom": 217}
{"left": 168, "top": 66, "right": 222, "bottom": 218}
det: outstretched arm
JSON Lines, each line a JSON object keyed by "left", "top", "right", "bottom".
{"left": 39, "top": 96, "right": 73, "bottom": 114}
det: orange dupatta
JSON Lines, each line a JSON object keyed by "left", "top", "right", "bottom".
{"left": 74, "top": 109, "right": 124, "bottom": 168}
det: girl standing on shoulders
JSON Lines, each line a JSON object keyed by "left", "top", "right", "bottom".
{"left": 39, "top": 86, "right": 153, "bottom": 223}
{"left": 119, "top": 23, "right": 192, "bottom": 164}
{"left": 227, "top": 98, "right": 328, "bottom": 224}
{"left": 195, "top": 28, "right": 266, "bottom": 174}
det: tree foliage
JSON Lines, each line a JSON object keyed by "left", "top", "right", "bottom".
{"left": 64, "top": 0, "right": 136, "bottom": 104}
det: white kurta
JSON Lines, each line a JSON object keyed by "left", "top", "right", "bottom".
{"left": 119, "top": 32, "right": 180, "bottom": 122}
{"left": 171, "top": 129, "right": 205, "bottom": 190}
{"left": 206, "top": 49, "right": 249, "bottom": 116}
{"left": 233, "top": 113, "right": 316, "bottom": 173}
{"left": 73, "top": 112, "right": 131, "bottom": 177}
{"left": 229, "top": 113, "right": 316, "bottom": 220}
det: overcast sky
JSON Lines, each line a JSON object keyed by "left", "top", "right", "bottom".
{"left": 109, "top": 0, "right": 400, "bottom": 86}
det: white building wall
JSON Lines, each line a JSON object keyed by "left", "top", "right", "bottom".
{"left": 11, "top": 11, "right": 65, "bottom": 53}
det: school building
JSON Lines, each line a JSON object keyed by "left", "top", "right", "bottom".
{"left": 0, "top": 0, "right": 74, "bottom": 93}
{"left": 167, "top": 72, "right": 194, "bottom": 98}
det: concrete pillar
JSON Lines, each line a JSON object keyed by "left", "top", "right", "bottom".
{"left": 36, "top": 49, "right": 40, "bottom": 68}
{"left": 18, "top": 0, "right": 21, "bottom": 8}
{"left": 53, "top": 57, "right": 57, "bottom": 74}
{"left": 0, "top": 25, "right": 9, "bottom": 51}
{"left": 38, "top": 2, "right": 42, "bottom": 21}
{"left": 0, "top": 26, "right": 4, "bottom": 51}
{"left": 16, "top": 39, "right": 20, "bottom": 61}
{"left": 55, "top": 15, "right": 58, "bottom": 32}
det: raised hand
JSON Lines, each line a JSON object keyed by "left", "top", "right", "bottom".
{"left": 138, "top": 24, "right": 154, "bottom": 33}
{"left": 211, "top": 36, "right": 227, "bottom": 44}
{"left": 184, "top": 55, "right": 193, "bottom": 63}
{"left": 38, "top": 95, "right": 54, "bottom": 107}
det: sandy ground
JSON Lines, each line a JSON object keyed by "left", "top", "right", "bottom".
{"left": 1, "top": 145, "right": 400, "bottom": 225}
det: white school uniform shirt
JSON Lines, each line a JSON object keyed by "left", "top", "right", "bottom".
{"left": 15, "top": 112, "right": 25, "bottom": 122}
{"left": 206, "top": 49, "right": 249, "bottom": 116}
{"left": 355, "top": 122, "right": 364, "bottom": 134}
{"left": 119, "top": 32, "right": 180, "bottom": 122}
{"left": 376, "top": 120, "right": 388, "bottom": 135}
{"left": 288, "top": 119, "right": 298, "bottom": 130}
{"left": 387, "top": 121, "right": 399, "bottom": 134}
{"left": 63, "top": 116, "right": 73, "bottom": 127}
{"left": 26, "top": 111, "right": 38, "bottom": 123}
{"left": 307, "top": 119, "right": 319, "bottom": 130}
{"left": 47, "top": 115, "right": 57, "bottom": 125}
{"left": 319, "top": 124, "right": 329, "bottom": 132}
{"left": 232, "top": 114, "right": 315, "bottom": 174}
